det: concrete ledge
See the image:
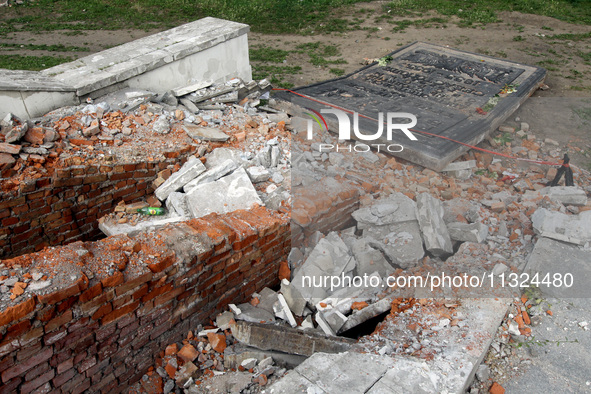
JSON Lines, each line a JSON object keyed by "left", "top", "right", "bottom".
{"left": 0, "top": 17, "right": 251, "bottom": 119}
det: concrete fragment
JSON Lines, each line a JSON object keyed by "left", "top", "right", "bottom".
{"left": 165, "top": 192, "right": 192, "bottom": 218}
{"left": 301, "top": 315, "right": 314, "bottom": 330}
{"left": 338, "top": 296, "right": 392, "bottom": 334}
{"left": 280, "top": 279, "right": 306, "bottom": 316}
{"left": 353, "top": 193, "right": 424, "bottom": 267}
{"left": 273, "top": 294, "right": 297, "bottom": 328}
{"left": 184, "top": 124, "right": 229, "bottom": 142}
{"left": 5, "top": 123, "right": 27, "bottom": 143}
{"left": 524, "top": 237, "right": 591, "bottom": 298}
{"left": 256, "top": 287, "right": 280, "bottom": 315}
{"left": 183, "top": 158, "right": 238, "bottom": 192}
{"left": 442, "top": 160, "right": 476, "bottom": 172}
{"left": 234, "top": 302, "right": 275, "bottom": 324}
{"left": 246, "top": 166, "right": 270, "bottom": 183}
{"left": 538, "top": 186, "right": 587, "bottom": 206}
{"left": 291, "top": 232, "right": 356, "bottom": 304}
{"left": 447, "top": 221, "right": 489, "bottom": 243}
{"left": 492, "top": 263, "right": 509, "bottom": 276}
{"left": 349, "top": 238, "right": 395, "bottom": 278}
{"left": 532, "top": 208, "right": 591, "bottom": 245}
{"left": 154, "top": 156, "right": 206, "bottom": 201}
{"left": 185, "top": 167, "right": 264, "bottom": 218}
{"left": 416, "top": 193, "right": 453, "bottom": 256}
{"left": 216, "top": 311, "right": 235, "bottom": 330}
{"left": 231, "top": 321, "right": 354, "bottom": 357}
{"left": 240, "top": 358, "right": 257, "bottom": 370}
{"left": 152, "top": 116, "right": 171, "bottom": 134}
{"left": 204, "top": 147, "right": 245, "bottom": 169}
{"left": 172, "top": 80, "right": 212, "bottom": 97}
{"left": 223, "top": 345, "right": 307, "bottom": 369}
{"left": 314, "top": 312, "right": 336, "bottom": 336}
{"left": 322, "top": 310, "right": 348, "bottom": 333}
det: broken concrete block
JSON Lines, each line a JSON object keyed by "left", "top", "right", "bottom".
{"left": 204, "top": 147, "right": 245, "bottom": 169}
{"left": 5, "top": 123, "right": 27, "bottom": 143}
{"left": 184, "top": 124, "right": 229, "bottom": 142}
{"left": 273, "top": 294, "right": 297, "bottom": 328}
{"left": 246, "top": 166, "right": 271, "bottom": 183}
{"left": 416, "top": 193, "right": 453, "bottom": 257}
{"left": 234, "top": 303, "right": 275, "bottom": 324}
{"left": 322, "top": 310, "right": 348, "bottom": 333}
{"left": 256, "top": 146, "right": 272, "bottom": 168}
{"left": 223, "top": 345, "right": 307, "bottom": 370}
{"left": 185, "top": 167, "right": 264, "bottom": 218}
{"left": 538, "top": 186, "right": 587, "bottom": 206}
{"left": 447, "top": 221, "right": 489, "bottom": 243}
{"left": 352, "top": 192, "right": 418, "bottom": 229}
{"left": 442, "top": 160, "right": 476, "bottom": 179}
{"left": 231, "top": 321, "right": 354, "bottom": 357}
{"left": 301, "top": 316, "right": 314, "bottom": 330}
{"left": 256, "top": 287, "right": 280, "bottom": 315}
{"left": 532, "top": 208, "right": 591, "bottom": 245}
{"left": 349, "top": 238, "right": 395, "bottom": 278}
{"left": 280, "top": 279, "right": 306, "bottom": 316}
{"left": 524, "top": 237, "right": 591, "bottom": 298}
{"left": 314, "top": 312, "right": 336, "bottom": 336}
{"left": 183, "top": 158, "right": 238, "bottom": 192}
{"left": 353, "top": 193, "right": 425, "bottom": 268}
{"left": 155, "top": 156, "right": 206, "bottom": 201}
{"left": 240, "top": 358, "right": 257, "bottom": 370}
{"left": 291, "top": 232, "right": 356, "bottom": 304}
{"left": 216, "top": 311, "right": 235, "bottom": 330}
{"left": 338, "top": 297, "right": 392, "bottom": 334}
{"left": 165, "top": 192, "right": 192, "bottom": 218}
{"left": 172, "top": 80, "right": 212, "bottom": 97}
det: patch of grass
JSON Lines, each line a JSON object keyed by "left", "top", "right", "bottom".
{"left": 250, "top": 47, "right": 289, "bottom": 63}
{"left": 251, "top": 64, "right": 301, "bottom": 89}
{"left": 495, "top": 51, "right": 507, "bottom": 58}
{"left": 541, "top": 25, "right": 554, "bottom": 31}
{"left": 0, "top": 43, "right": 90, "bottom": 52}
{"left": 384, "top": 0, "right": 591, "bottom": 27}
{"left": 0, "top": 54, "right": 72, "bottom": 70}
{"left": 0, "top": 0, "right": 371, "bottom": 35}
{"left": 545, "top": 32, "right": 591, "bottom": 41}
{"left": 390, "top": 17, "right": 447, "bottom": 33}
{"left": 329, "top": 68, "right": 345, "bottom": 76}
{"left": 577, "top": 51, "right": 591, "bottom": 64}
{"left": 514, "top": 24, "right": 525, "bottom": 33}
{"left": 296, "top": 42, "right": 347, "bottom": 67}
{"left": 513, "top": 35, "right": 525, "bottom": 42}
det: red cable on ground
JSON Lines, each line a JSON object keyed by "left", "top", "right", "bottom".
{"left": 273, "top": 88, "right": 563, "bottom": 167}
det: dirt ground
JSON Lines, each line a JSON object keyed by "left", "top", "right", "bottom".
{"left": 2, "top": 1, "right": 590, "bottom": 169}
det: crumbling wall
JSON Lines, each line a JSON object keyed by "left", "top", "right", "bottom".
{"left": 0, "top": 148, "right": 195, "bottom": 259}
{"left": 0, "top": 206, "right": 289, "bottom": 393}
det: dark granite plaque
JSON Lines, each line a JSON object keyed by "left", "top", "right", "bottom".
{"left": 276, "top": 42, "right": 546, "bottom": 170}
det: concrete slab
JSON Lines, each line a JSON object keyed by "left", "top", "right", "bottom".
{"left": 294, "top": 352, "right": 396, "bottom": 393}
{"left": 231, "top": 321, "right": 355, "bottom": 357}
{"left": 416, "top": 193, "right": 453, "bottom": 257}
{"left": 524, "top": 237, "right": 591, "bottom": 298}
{"left": 185, "top": 167, "right": 264, "bottom": 218}
{"left": 154, "top": 156, "right": 206, "bottom": 201}
{"left": 531, "top": 208, "right": 591, "bottom": 245}
{"left": 276, "top": 42, "right": 545, "bottom": 170}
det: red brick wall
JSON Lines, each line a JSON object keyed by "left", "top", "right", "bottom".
{"left": 0, "top": 206, "right": 290, "bottom": 393}
{"left": 291, "top": 177, "right": 360, "bottom": 246}
{"left": 0, "top": 148, "right": 194, "bottom": 260}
